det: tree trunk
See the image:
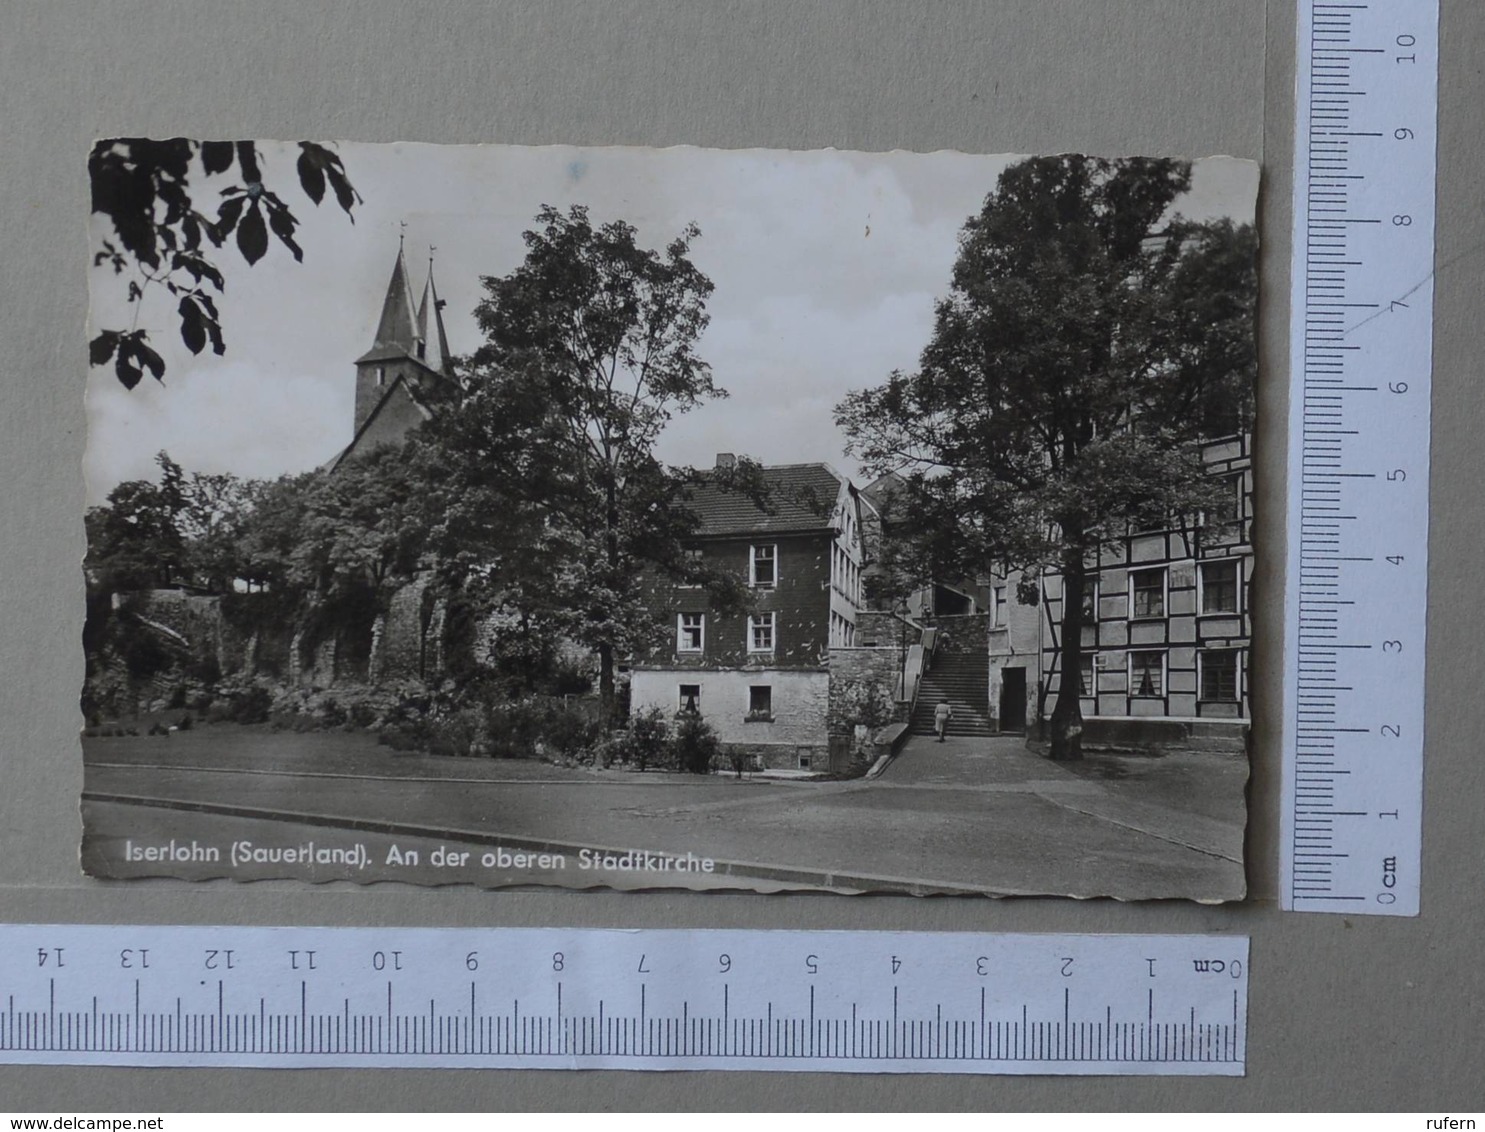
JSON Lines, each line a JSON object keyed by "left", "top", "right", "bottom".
{"left": 598, "top": 640, "right": 616, "bottom": 723}
{"left": 599, "top": 468, "right": 620, "bottom": 722}
{"left": 1048, "top": 549, "right": 1087, "bottom": 761}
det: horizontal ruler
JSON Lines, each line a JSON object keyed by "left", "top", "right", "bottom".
{"left": 0, "top": 926, "right": 1249, "bottom": 1075}
{"left": 1281, "top": 0, "right": 1438, "bottom": 914}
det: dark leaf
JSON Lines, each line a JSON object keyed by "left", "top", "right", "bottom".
{"left": 266, "top": 201, "right": 303, "bottom": 262}
{"left": 179, "top": 295, "right": 206, "bottom": 355}
{"left": 136, "top": 336, "right": 166, "bottom": 380}
{"left": 323, "top": 162, "right": 359, "bottom": 216}
{"left": 215, "top": 195, "right": 246, "bottom": 237}
{"left": 114, "top": 352, "right": 142, "bottom": 390}
{"left": 235, "top": 141, "right": 261, "bottom": 184}
{"left": 296, "top": 145, "right": 326, "bottom": 205}
{"left": 89, "top": 330, "right": 120, "bottom": 367}
{"left": 236, "top": 200, "right": 268, "bottom": 265}
{"left": 170, "top": 252, "right": 225, "bottom": 291}
{"left": 200, "top": 141, "right": 234, "bottom": 176}
{"left": 203, "top": 308, "right": 225, "bottom": 356}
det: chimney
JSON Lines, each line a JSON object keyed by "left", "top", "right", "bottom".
{"left": 715, "top": 453, "right": 737, "bottom": 469}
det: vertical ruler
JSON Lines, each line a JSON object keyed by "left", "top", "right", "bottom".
{"left": 0, "top": 926, "right": 1248, "bottom": 1075}
{"left": 1282, "top": 0, "right": 1439, "bottom": 915}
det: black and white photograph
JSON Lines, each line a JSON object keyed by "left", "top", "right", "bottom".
{"left": 81, "top": 141, "right": 1258, "bottom": 899}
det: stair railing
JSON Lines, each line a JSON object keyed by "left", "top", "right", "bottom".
{"left": 898, "top": 620, "right": 936, "bottom": 722}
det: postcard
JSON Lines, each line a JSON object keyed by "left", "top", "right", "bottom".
{"left": 82, "top": 141, "right": 1256, "bottom": 898}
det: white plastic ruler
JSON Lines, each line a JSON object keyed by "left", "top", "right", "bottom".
{"left": 0, "top": 926, "right": 1248, "bottom": 1075}
{"left": 1282, "top": 0, "right": 1439, "bottom": 915}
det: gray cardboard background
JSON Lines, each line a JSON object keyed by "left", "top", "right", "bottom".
{"left": 1, "top": 0, "right": 1480, "bottom": 1110}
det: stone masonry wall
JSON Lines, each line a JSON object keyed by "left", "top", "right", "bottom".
{"left": 930, "top": 613, "right": 990, "bottom": 654}
{"left": 828, "top": 646, "right": 908, "bottom": 733}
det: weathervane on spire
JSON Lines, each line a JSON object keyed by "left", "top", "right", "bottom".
{"left": 398, "top": 220, "right": 408, "bottom": 251}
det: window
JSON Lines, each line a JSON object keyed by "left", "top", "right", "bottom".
{"left": 750, "top": 544, "right": 777, "bottom": 588}
{"left": 678, "top": 547, "right": 704, "bottom": 588}
{"left": 993, "top": 586, "right": 1007, "bottom": 626}
{"left": 375, "top": 365, "right": 386, "bottom": 387}
{"left": 1079, "top": 654, "right": 1095, "bottom": 697}
{"left": 677, "top": 612, "right": 704, "bottom": 652}
{"left": 1209, "top": 474, "right": 1243, "bottom": 526}
{"left": 798, "top": 753, "right": 812, "bottom": 771}
{"left": 1200, "top": 560, "right": 1240, "bottom": 614}
{"left": 1200, "top": 649, "right": 1240, "bottom": 701}
{"left": 747, "top": 685, "right": 772, "bottom": 720}
{"left": 1129, "top": 568, "right": 1166, "bottom": 619}
{"left": 748, "top": 613, "right": 776, "bottom": 653}
{"left": 678, "top": 684, "right": 701, "bottom": 715}
{"left": 1080, "top": 580, "right": 1099, "bottom": 621}
{"left": 1129, "top": 651, "right": 1165, "bottom": 697}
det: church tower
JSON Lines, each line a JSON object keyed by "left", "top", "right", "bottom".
{"left": 340, "top": 238, "right": 455, "bottom": 465}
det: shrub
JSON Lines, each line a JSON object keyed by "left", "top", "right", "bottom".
{"left": 318, "top": 698, "right": 348, "bottom": 729}
{"left": 628, "top": 707, "right": 670, "bottom": 771}
{"left": 726, "top": 747, "right": 751, "bottom": 779}
{"left": 224, "top": 685, "right": 273, "bottom": 724}
{"left": 425, "top": 708, "right": 484, "bottom": 758}
{"left": 672, "top": 716, "right": 720, "bottom": 775}
{"left": 542, "top": 698, "right": 604, "bottom": 758}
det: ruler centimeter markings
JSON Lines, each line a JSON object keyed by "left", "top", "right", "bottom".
{"left": 0, "top": 926, "right": 1248, "bottom": 1075}
{"left": 1282, "top": 0, "right": 1438, "bottom": 915}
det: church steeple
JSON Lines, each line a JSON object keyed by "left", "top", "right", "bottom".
{"left": 416, "top": 251, "right": 453, "bottom": 377}
{"left": 367, "top": 242, "right": 421, "bottom": 358}
{"left": 350, "top": 235, "right": 451, "bottom": 437}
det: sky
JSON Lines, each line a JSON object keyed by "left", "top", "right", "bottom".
{"left": 84, "top": 143, "right": 1258, "bottom": 504}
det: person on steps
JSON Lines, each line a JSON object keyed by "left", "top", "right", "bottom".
{"left": 934, "top": 698, "right": 953, "bottom": 742}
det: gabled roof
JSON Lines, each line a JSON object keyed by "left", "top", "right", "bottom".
{"left": 685, "top": 463, "right": 853, "bottom": 537}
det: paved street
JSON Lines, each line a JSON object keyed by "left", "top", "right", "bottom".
{"left": 81, "top": 725, "right": 1246, "bottom": 899}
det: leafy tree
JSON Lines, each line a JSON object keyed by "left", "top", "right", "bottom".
{"left": 293, "top": 445, "right": 431, "bottom": 605}
{"left": 448, "top": 204, "right": 740, "bottom": 714}
{"left": 89, "top": 138, "right": 358, "bottom": 388}
{"left": 836, "top": 156, "right": 1256, "bottom": 760}
{"left": 85, "top": 452, "right": 259, "bottom": 594}
{"left": 84, "top": 455, "right": 188, "bottom": 590}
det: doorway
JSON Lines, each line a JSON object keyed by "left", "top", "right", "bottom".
{"left": 1000, "top": 667, "right": 1027, "bottom": 732}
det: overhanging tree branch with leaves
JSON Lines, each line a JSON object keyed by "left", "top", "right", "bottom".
{"left": 89, "top": 138, "right": 359, "bottom": 388}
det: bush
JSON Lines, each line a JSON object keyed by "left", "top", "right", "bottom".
{"left": 425, "top": 708, "right": 484, "bottom": 758}
{"left": 318, "top": 698, "right": 348, "bottom": 729}
{"left": 627, "top": 707, "right": 670, "bottom": 771}
{"left": 541, "top": 698, "right": 604, "bottom": 758}
{"left": 223, "top": 685, "right": 273, "bottom": 724}
{"left": 672, "top": 716, "right": 720, "bottom": 775}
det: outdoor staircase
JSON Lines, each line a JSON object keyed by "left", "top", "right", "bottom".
{"left": 909, "top": 651, "right": 994, "bottom": 737}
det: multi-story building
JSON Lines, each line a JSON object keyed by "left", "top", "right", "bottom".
{"left": 988, "top": 432, "right": 1253, "bottom": 745}
{"left": 628, "top": 457, "right": 867, "bottom": 771}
